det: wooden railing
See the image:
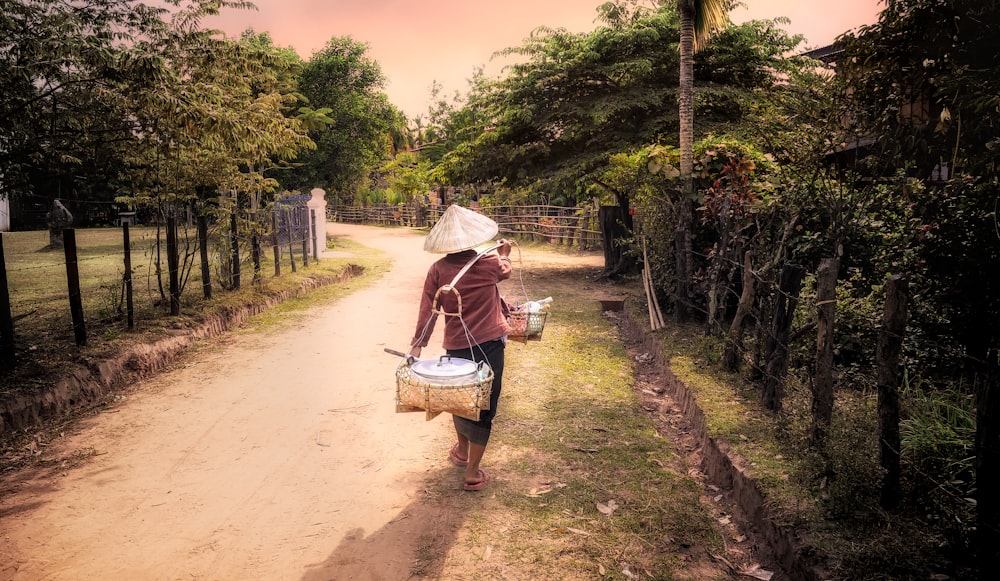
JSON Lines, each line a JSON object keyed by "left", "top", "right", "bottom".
{"left": 329, "top": 203, "right": 603, "bottom": 250}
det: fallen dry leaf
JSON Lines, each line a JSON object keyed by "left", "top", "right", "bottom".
{"left": 596, "top": 499, "right": 618, "bottom": 516}
{"left": 566, "top": 527, "right": 591, "bottom": 536}
{"left": 739, "top": 564, "right": 774, "bottom": 580}
{"left": 528, "top": 485, "right": 553, "bottom": 497}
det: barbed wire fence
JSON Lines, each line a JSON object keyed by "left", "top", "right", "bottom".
{"left": 0, "top": 201, "right": 320, "bottom": 370}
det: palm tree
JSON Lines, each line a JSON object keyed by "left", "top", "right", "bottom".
{"left": 674, "top": 0, "right": 730, "bottom": 321}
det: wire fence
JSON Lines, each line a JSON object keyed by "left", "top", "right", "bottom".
{"left": 0, "top": 205, "right": 322, "bottom": 368}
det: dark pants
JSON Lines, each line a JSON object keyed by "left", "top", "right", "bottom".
{"left": 448, "top": 338, "right": 505, "bottom": 446}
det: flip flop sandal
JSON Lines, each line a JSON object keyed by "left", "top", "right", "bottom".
{"left": 448, "top": 443, "right": 469, "bottom": 467}
{"left": 463, "top": 469, "right": 491, "bottom": 491}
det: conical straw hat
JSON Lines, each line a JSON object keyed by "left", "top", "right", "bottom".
{"left": 424, "top": 204, "right": 499, "bottom": 253}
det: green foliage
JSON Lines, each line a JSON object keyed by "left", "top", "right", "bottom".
{"left": 118, "top": 2, "right": 315, "bottom": 208}
{"left": 283, "top": 36, "right": 400, "bottom": 201}
{"left": 432, "top": 4, "right": 802, "bottom": 205}
{"left": 376, "top": 151, "right": 432, "bottom": 203}
{"left": 836, "top": 0, "right": 1000, "bottom": 360}
{"left": 0, "top": 0, "right": 168, "bottom": 203}
{"left": 900, "top": 381, "right": 977, "bottom": 554}
{"left": 639, "top": 135, "right": 778, "bottom": 322}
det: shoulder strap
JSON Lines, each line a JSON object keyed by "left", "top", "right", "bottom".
{"left": 445, "top": 252, "right": 486, "bottom": 289}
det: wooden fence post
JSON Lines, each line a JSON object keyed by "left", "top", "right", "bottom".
{"left": 300, "top": 206, "right": 309, "bottom": 267}
{"left": 122, "top": 223, "right": 135, "bottom": 329}
{"left": 722, "top": 251, "right": 756, "bottom": 372}
{"left": 230, "top": 211, "right": 241, "bottom": 290}
{"left": 250, "top": 211, "right": 261, "bottom": 284}
{"left": 197, "top": 215, "right": 212, "bottom": 299}
{"left": 311, "top": 208, "right": 319, "bottom": 260}
{"left": 166, "top": 210, "right": 180, "bottom": 315}
{"left": 271, "top": 210, "right": 281, "bottom": 277}
{"left": 811, "top": 257, "right": 840, "bottom": 446}
{"left": 0, "top": 234, "right": 16, "bottom": 367}
{"left": 286, "top": 208, "right": 297, "bottom": 273}
{"left": 63, "top": 228, "right": 87, "bottom": 346}
{"left": 878, "top": 274, "right": 908, "bottom": 510}
{"left": 762, "top": 263, "right": 805, "bottom": 412}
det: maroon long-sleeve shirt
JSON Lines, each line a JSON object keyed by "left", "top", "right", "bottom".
{"left": 411, "top": 250, "right": 513, "bottom": 350}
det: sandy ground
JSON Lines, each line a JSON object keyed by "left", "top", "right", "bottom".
{"left": 0, "top": 223, "right": 540, "bottom": 580}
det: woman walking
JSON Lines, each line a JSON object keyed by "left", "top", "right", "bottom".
{"left": 409, "top": 204, "right": 512, "bottom": 491}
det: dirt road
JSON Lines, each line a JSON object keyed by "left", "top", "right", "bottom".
{"left": 0, "top": 223, "right": 550, "bottom": 580}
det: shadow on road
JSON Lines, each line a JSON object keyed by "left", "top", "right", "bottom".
{"left": 301, "top": 465, "right": 476, "bottom": 580}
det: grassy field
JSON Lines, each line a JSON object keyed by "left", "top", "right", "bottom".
{"left": 0, "top": 226, "right": 383, "bottom": 396}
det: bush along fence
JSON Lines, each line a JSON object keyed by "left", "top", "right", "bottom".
{"left": 329, "top": 202, "right": 603, "bottom": 251}
{"left": 0, "top": 198, "right": 324, "bottom": 371}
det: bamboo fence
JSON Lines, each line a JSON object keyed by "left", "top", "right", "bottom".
{"left": 329, "top": 203, "right": 603, "bottom": 251}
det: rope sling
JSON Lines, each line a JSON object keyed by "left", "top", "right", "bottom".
{"left": 395, "top": 242, "right": 550, "bottom": 420}
{"left": 396, "top": 245, "right": 500, "bottom": 421}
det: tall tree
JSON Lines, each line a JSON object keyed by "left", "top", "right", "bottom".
{"left": 432, "top": 3, "right": 801, "bottom": 277}
{"left": 0, "top": 0, "right": 167, "bottom": 219}
{"left": 120, "top": 1, "right": 313, "bottom": 302}
{"left": 285, "top": 37, "right": 401, "bottom": 203}
{"left": 673, "top": 0, "right": 732, "bottom": 320}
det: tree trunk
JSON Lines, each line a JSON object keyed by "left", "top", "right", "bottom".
{"left": 877, "top": 274, "right": 907, "bottom": 510}
{"left": 676, "top": 1, "right": 695, "bottom": 322}
{"left": 197, "top": 215, "right": 212, "bottom": 299}
{"left": 166, "top": 210, "right": 180, "bottom": 316}
{"left": 230, "top": 211, "right": 241, "bottom": 290}
{"left": 271, "top": 210, "right": 281, "bottom": 277}
{"left": 674, "top": 197, "right": 693, "bottom": 322}
{"left": 598, "top": 205, "right": 631, "bottom": 277}
{"left": 678, "top": 1, "right": 695, "bottom": 190}
{"left": 977, "top": 360, "right": 1000, "bottom": 576}
{"left": 705, "top": 197, "right": 734, "bottom": 336}
{"left": 762, "top": 263, "right": 805, "bottom": 412}
{"left": 811, "top": 257, "right": 839, "bottom": 446}
{"left": 723, "top": 250, "right": 756, "bottom": 371}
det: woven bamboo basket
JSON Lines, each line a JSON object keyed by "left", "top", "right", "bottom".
{"left": 395, "top": 362, "right": 494, "bottom": 421}
{"left": 507, "top": 310, "right": 547, "bottom": 343}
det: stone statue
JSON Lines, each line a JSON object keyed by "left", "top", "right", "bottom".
{"left": 46, "top": 200, "right": 73, "bottom": 249}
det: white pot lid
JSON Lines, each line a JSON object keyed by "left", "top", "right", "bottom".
{"left": 411, "top": 356, "right": 479, "bottom": 380}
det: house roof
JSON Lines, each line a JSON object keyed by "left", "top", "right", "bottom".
{"left": 801, "top": 45, "right": 843, "bottom": 64}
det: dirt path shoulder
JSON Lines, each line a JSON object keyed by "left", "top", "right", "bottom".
{"left": 0, "top": 223, "right": 462, "bottom": 579}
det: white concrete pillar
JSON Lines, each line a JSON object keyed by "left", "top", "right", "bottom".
{"left": 307, "top": 188, "right": 328, "bottom": 259}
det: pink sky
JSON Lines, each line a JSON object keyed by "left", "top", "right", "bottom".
{"left": 209, "top": 1, "right": 884, "bottom": 119}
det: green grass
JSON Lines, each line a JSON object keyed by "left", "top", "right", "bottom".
{"left": 430, "top": 261, "right": 732, "bottom": 580}
{"left": 0, "top": 227, "right": 387, "bottom": 396}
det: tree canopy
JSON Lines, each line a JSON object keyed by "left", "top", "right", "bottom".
{"left": 282, "top": 36, "right": 402, "bottom": 202}
{"left": 0, "top": 0, "right": 169, "bottom": 203}
{"left": 432, "top": 3, "right": 804, "bottom": 204}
